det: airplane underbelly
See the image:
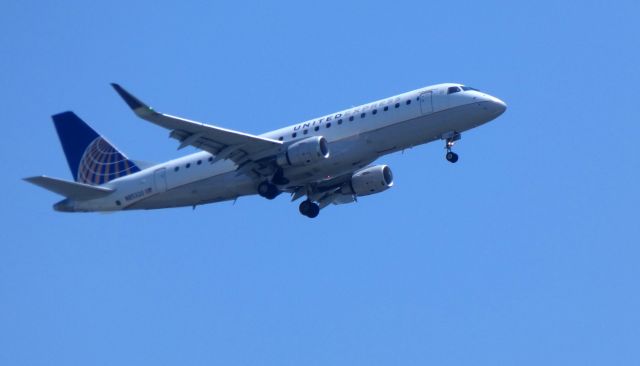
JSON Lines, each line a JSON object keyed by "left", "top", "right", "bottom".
{"left": 281, "top": 116, "right": 443, "bottom": 185}
{"left": 126, "top": 171, "right": 255, "bottom": 209}
{"left": 364, "top": 103, "right": 494, "bottom": 152}
{"left": 361, "top": 114, "right": 443, "bottom": 153}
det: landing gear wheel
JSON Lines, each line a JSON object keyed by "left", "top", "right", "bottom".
{"left": 257, "top": 181, "right": 279, "bottom": 200}
{"left": 442, "top": 131, "right": 461, "bottom": 164}
{"left": 299, "top": 200, "right": 320, "bottom": 218}
{"left": 307, "top": 203, "right": 320, "bottom": 218}
{"left": 299, "top": 200, "right": 311, "bottom": 215}
{"left": 446, "top": 151, "right": 459, "bottom": 163}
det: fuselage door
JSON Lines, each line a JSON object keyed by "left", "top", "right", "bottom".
{"left": 420, "top": 91, "right": 433, "bottom": 115}
{"left": 154, "top": 168, "right": 167, "bottom": 193}
{"left": 432, "top": 88, "right": 449, "bottom": 112}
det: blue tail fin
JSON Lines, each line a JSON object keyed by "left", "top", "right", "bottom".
{"left": 52, "top": 111, "right": 140, "bottom": 185}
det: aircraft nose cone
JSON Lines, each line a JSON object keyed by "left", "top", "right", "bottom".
{"left": 497, "top": 98, "right": 507, "bottom": 113}
{"left": 491, "top": 97, "right": 507, "bottom": 116}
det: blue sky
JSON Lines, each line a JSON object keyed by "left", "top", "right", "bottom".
{"left": 1, "top": 1, "right": 639, "bottom": 365}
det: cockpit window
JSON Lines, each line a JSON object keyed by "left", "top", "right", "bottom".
{"left": 447, "top": 86, "right": 462, "bottom": 94}
{"left": 461, "top": 86, "right": 479, "bottom": 91}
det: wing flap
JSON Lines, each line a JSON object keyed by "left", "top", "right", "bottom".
{"left": 24, "top": 176, "right": 114, "bottom": 200}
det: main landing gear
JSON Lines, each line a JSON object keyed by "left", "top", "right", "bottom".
{"left": 258, "top": 171, "right": 321, "bottom": 218}
{"left": 257, "top": 181, "right": 280, "bottom": 200}
{"left": 299, "top": 199, "right": 320, "bottom": 218}
{"left": 443, "top": 131, "right": 461, "bottom": 163}
{"left": 258, "top": 167, "right": 289, "bottom": 200}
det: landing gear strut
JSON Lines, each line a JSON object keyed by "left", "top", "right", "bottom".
{"left": 443, "top": 131, "right": 461, "bottom": 163}
{"left": 271, "top": 167, "right": 289, "bottom": 185}
{"left": 299, "top": 200, "right": 320, "bottom": 218}
{"left": 257, "top": 181, "right": 280, "bottom": 200}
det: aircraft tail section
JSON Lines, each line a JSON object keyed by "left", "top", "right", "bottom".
{"left": 24, "top": 176, "right": 114, "bottom": 200}
{"left": 52, "top": 111, "right": 140, "bottom": 185}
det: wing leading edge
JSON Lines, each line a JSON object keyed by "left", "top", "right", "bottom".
{"left": 111, "top": 83, "right": 283, "bottom": 172}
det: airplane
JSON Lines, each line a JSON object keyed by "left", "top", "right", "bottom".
{"left": 24, "top": 83, "right": 506, "bottom": 218}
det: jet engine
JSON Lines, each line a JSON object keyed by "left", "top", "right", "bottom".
{"left": 277, "top": 136, "right": 330, "bottom": 166}
{"left": 343, "top": 165, "right": 394, "bottom": 197}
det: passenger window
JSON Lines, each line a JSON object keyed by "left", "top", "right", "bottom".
{"left": 292, "top": 132, "right": 297, "bottom": 138}
{"left": 349, "top": 116, "right": 354, "bottom": 121}
{"left": 278, "top": 136, "right": 283, "bottom": 141}
{"left": 406, "top": 100, "right": 411, "bottom": 105}
{"left": 338, "top": 119, "right": 343, "bottom": 125}
{"left": 384, "top": 106, "right": 389, "bottom": 111}
{"left": 186, "top": 163, "right": 191, "bottom": 168}
{"left": 197, "top": 160, "right": 202, "bottom": 165}
{"left": 360, "top": 113, "right": 365, "bottom": 118}
{"left": 174, "top": 167, "right": 179, "bottom": 172}
{"left": 303, "top": 130, "right": 308, "bottom": 135}
{"left": 395, "top": 103, "right": 400, "bottom": 108}
{"left": 314, "top": 126, "right": 319, "bottom": 131}
{"left": 372, "top": 109, "right": 377, "bottom": 115}
{"left": 208, "top": 157, "right": 213, "bottom": 162}
{"left": 326, "top": 122, "right": 331, "bottom": 128}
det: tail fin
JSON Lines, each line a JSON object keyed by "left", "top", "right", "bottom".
{"left": 52, "top": 111, "right": 140, "bottom": 185}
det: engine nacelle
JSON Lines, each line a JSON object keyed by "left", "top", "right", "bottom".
{"left": 343, "top": 165, "right": 394, "bottom": 197}
{"left": 277, "top": 136, "right": 330, "bottom": 166}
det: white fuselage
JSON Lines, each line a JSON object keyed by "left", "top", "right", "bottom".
{"left": 56, "top": 83, "right": 506, "bottom": 212}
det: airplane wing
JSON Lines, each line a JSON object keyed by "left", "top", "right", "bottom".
{"left": 111, "top": 84, "right": 283, "bottom": 174}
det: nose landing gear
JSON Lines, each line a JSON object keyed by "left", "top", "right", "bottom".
{"left": 446, "top": 151, "right": 459, "bottom": 163}
{"left": 442, "top": 131, "right": 461, "bottom": 163}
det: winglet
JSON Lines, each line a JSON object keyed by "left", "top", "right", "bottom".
{"left": 110, "top": 83, "right": 151, "bottom": 112}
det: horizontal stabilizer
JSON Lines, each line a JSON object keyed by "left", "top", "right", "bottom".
{"left": 24, "top": 176, "right": 114, "bottom": 200}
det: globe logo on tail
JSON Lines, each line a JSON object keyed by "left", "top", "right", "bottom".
{"left": 77, "top": 137, "right": 140, "bottom": 185}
